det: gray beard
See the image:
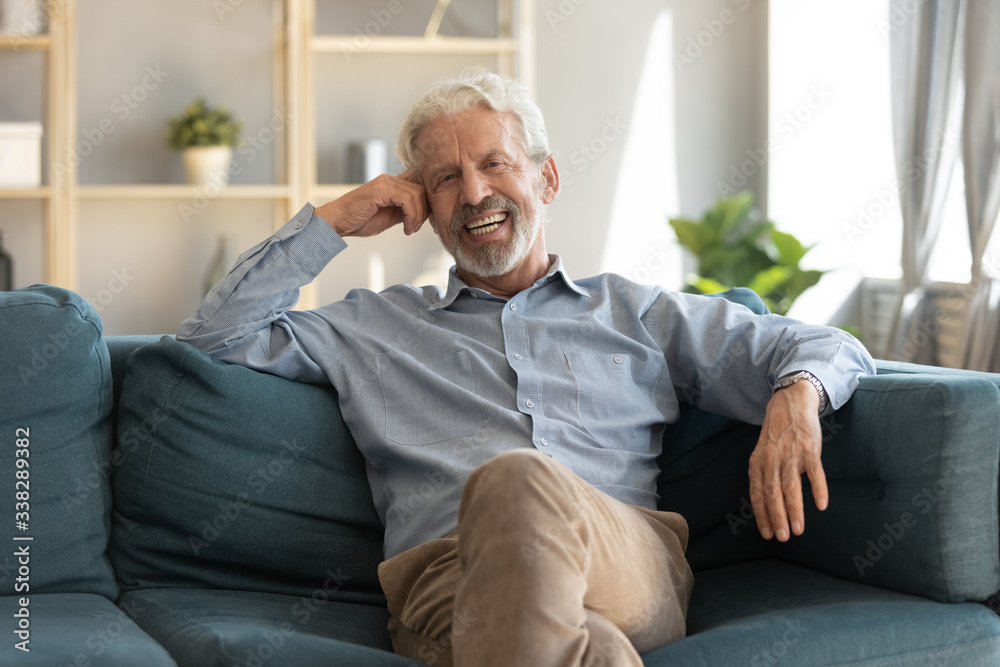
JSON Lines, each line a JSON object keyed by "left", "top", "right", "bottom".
{"left": 449, "top": 195, "right": 544, "bottom": 278}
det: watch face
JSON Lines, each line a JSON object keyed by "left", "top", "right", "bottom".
{"left": 777, "top": 372, "right": 808, "bottom": 388}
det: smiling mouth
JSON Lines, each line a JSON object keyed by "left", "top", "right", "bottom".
{"left": 465, "top": 212, "right": 508, "bottom": 236}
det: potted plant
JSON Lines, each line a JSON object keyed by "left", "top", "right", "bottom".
{"left": 668, "top": 191, "right": 823, "bottom": 316}
{"left": 167, "top": 98, "right": 241, "bottom": 187}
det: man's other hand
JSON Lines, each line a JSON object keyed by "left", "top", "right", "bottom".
{"left": 748, "top": 380, "right": 826, "bottom": 542}
{"left": 314, "top": 170, "right": 429, "bottom": 238}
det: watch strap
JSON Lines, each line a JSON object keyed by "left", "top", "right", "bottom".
{"left": 775, "top": 370, "right": 829, "bottom": 415}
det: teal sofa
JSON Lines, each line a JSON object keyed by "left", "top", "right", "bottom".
{"left": 2, "top": 283, "right": 999, "bottom": 666}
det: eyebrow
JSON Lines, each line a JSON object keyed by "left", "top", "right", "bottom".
{"left": 425, "top": 150, "right": 512, "bottom": 183}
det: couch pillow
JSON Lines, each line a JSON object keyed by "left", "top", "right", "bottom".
{"left": 657, "top": 287, "right": 776, "bottom": 571}
{"left": 109, "top": 337, "right": 385, "bottom": 603}
{"left": 0, "top": 285, "right": 118, "bottom": 599}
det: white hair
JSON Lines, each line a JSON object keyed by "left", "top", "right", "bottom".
{"left": 397, "top": 69, "right": 551, "bottom": 176}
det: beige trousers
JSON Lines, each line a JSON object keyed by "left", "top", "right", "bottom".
{"left": 377, "top": 449, "right": 694, "bottom": 667}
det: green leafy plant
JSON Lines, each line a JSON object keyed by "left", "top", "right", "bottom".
{"left": 166, "top": 98, "right": 241, "bottom": 149}
{"left": 668, "top": 191, "right": 824, "bottom": 316}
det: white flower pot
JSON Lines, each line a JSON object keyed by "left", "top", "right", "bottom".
{"left": 182, "top": 146, "right": 233, "bottom": 187}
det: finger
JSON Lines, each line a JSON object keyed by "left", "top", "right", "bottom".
{"left": 748, "top": 448, "right": 774, "bottom": 541}
{"left": 392, "top": 176, "right": 428, "bottom": 235}
{"left": 806, "top": 456, "right": 829, "bottom": 512}
{"left": 395, "top": 194, "right": 427, "bottom": 235}
{"left": 763, "top": 463, "right": 790, "bottom": 542}
{"left": 781, "top": 457, "right": 805, "bottom": 537}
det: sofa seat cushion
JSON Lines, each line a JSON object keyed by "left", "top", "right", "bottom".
{"left": 0, "top": 285, "right": 118, "bottom": 600}
{"left": 109, "top": 336, "right": 385, "bottom": 601}
{"left": 643, "top": 559, "right": 1000, "bottom": 666}
{"left": 0, "top": 592, "right": 175, "bottom": 666}
{"left": 119, "top": 588, "right": 418, "bottom": 666}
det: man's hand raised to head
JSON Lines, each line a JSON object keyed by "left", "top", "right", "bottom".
{"left": 314, "top": 170, "right": 429, "bottom": 238}
{"left": 748, "top": 380, "right": 827, "bottom": 542}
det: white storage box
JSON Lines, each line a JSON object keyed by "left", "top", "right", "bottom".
{"left": 0, "top": 122, "right": 43, "bottom": 188}
{"left": 0, "top": 0, "right": 48, "bottom": 36}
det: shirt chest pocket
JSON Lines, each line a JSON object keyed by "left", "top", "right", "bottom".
{"left": 565, "top": 352, "right": 664, "bottom": 449}
{"left": 377, "top": 349, "right": 489, "bottom": 446}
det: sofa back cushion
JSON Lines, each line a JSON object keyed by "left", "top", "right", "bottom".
{"left": 0, "top": 285, "right": 118, "bottom": 599}
{"left": 108, "top": 337, "right": 385, "bottom": 603}
{"left": 656, "top": 287, "right": 777, "bottom": 571}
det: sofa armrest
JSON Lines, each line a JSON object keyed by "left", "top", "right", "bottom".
{"left": 776, "top": 372, "right": 1000, "bottom": 603}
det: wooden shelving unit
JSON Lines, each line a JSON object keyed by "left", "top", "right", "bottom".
{"left": 77, "top": 185, "right": 293, "bottom": 200}
{"left": 0, "top": 1, "right": 74, "bottom": 287}
{"left": 0, "top": 0, "right": 535, "bottom": 297}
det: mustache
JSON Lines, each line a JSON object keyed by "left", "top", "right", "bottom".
{"left": 451, "top": 195, "right": 519, "bottom": 230}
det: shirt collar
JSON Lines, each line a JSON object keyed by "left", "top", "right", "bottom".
{"left": 429, "top": 255, "right": 591, "bottom": 310}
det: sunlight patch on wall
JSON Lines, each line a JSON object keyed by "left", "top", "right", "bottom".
{"left": 599, "top": 10, "right": 681, "bottom": 289}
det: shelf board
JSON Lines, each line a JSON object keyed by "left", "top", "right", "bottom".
{"left": 78, "top": 184, "right": 293, "bottom": 200}
{"left": 0, "top": 33, "right": 51, "bottom": 51}
{"left": 0, "top": 186, "right": 50, "bottom": 199}
{"left": 311, "top": 35, "right": 519, "bottom": 55}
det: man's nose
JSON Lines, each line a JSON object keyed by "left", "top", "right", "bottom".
{"left": 460, "top": 170, "right": 492, "bottom": 207}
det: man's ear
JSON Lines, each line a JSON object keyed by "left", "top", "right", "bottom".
{"left": 540, "top": 157, "right": 560, "bottom": 205}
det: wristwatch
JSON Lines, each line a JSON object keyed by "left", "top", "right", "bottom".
{"left": 774, "top": 370, "right": 828, "bottom": 415}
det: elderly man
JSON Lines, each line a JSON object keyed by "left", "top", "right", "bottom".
{"left": 178, "top": 70, "right": 875, "bottom": 666}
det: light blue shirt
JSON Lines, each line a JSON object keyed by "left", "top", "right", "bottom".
{"left": 178, "top": 203, "right": 875, "bottom": 559}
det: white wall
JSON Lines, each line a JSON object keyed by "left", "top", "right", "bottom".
{"left": 537, "top": 0, "right": 768, "bottom": 286}
{"left": 0, "top": 0, "right": 768, "bottom": 334}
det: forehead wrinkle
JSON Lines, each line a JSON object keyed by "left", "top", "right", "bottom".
{"left": 420, "top": 109, "right": 525, "bottom": 186}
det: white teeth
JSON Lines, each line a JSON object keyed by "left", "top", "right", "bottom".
{"left": 466, "top": 212, "right": 507, "bottom": 235}
{"left": 469, "top": 222, "right": 500, "bottom": 236}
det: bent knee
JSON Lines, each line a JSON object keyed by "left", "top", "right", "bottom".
{"left": 466, "top": 449, "right": 557, "bottom": 491}
{"left": 460, "top": 448, "right": 579, "bottom": 516}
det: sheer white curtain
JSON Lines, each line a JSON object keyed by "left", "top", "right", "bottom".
{"left": 888, "top": 0, "right": 965, "bottom": 364}
{"left": 959, "top": 1, "right": 1000, "bottom": 372}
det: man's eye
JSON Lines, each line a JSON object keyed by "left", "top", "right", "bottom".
{"left": 486, "top": 161, "right": 502, "bottom": 168}
{"left": 439, "top": 174, "right": 455, "bottom": 184}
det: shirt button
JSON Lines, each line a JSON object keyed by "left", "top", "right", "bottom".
{"left": 514, "top": 353, "right": 523, "bottom": 361}
{"left": 540, "top": 438, "right": 548, "bottom": 446}
{"left": 614, "top": 356, "right": 623, "bottom": 364}
{"left": 293, "top": 220, "right": 302, "bottom": 229}
{"left": 470, "top": 293, "right": 479, "bottom": 299}
{"left": 509, "top": 303, "right": 517, "bottom": 311}
{"left": 525, "top": 399, "right": 535, "bottom": 409}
